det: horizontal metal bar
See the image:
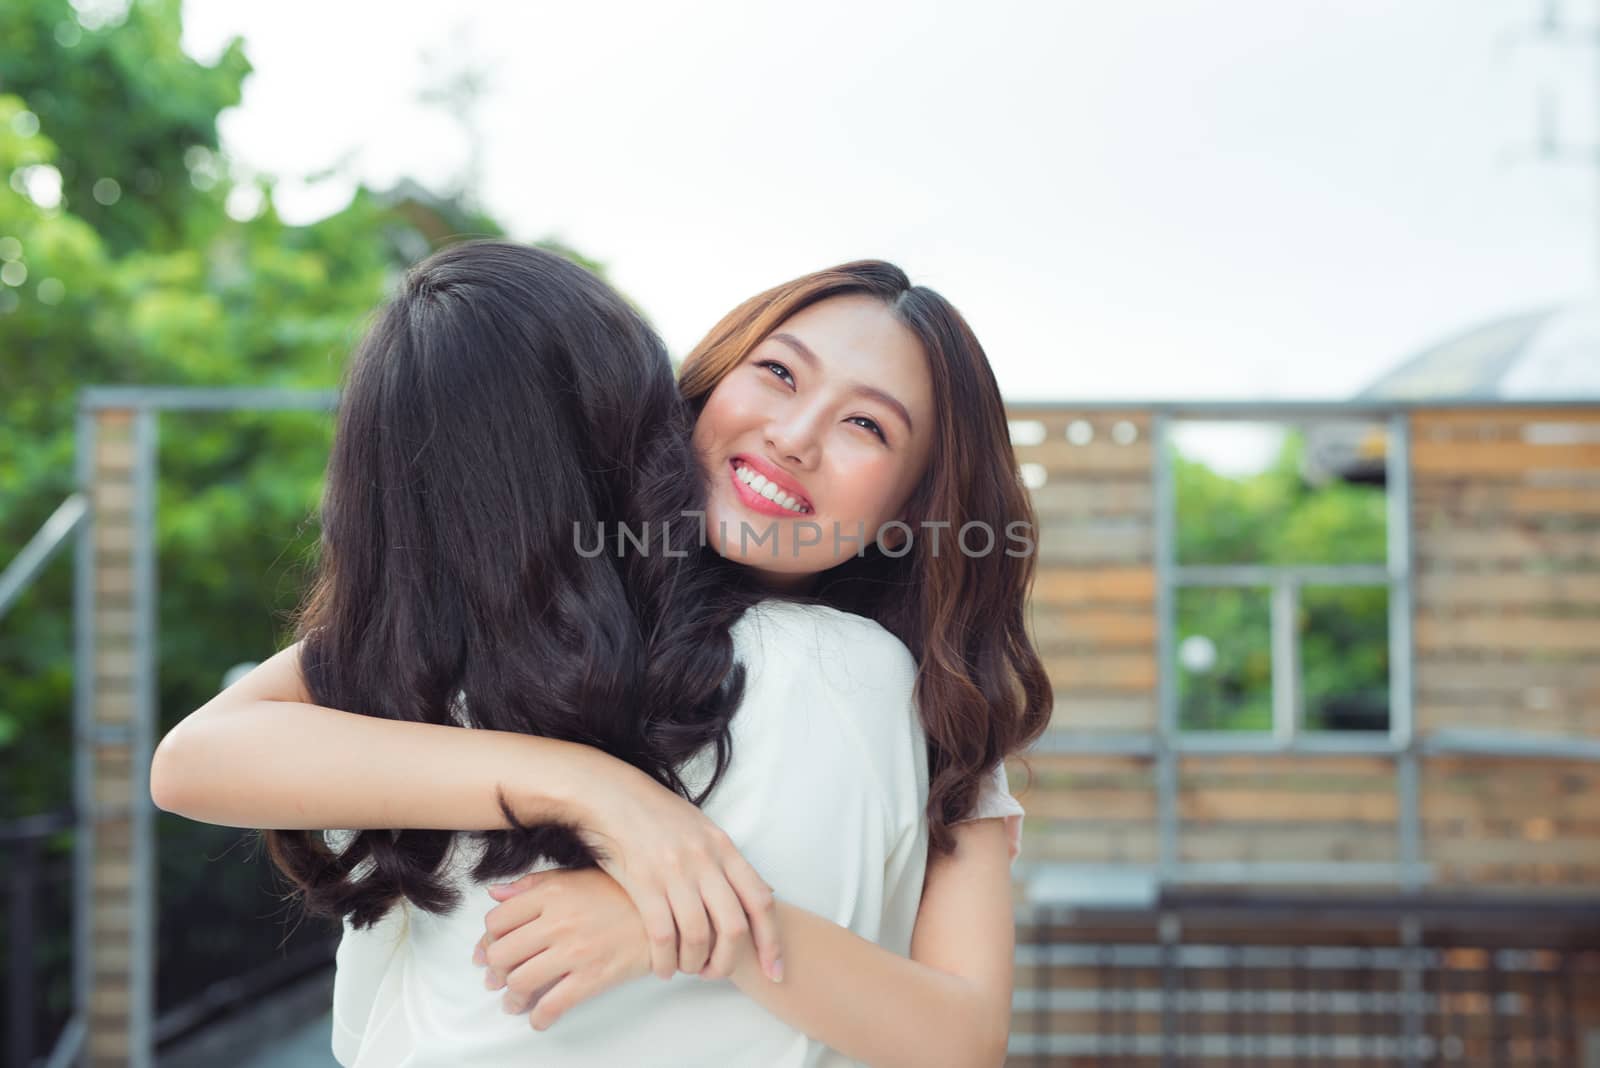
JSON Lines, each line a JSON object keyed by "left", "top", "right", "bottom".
{"left": 80, "top": 387, "right": 338, "bottom": 412}
{"left": 0, "top": 494, "right": 87, "bottom": 621}
{"left": 1020, "top": 862, "right": 1434, "bottom": 903}
{"left": 1423, "top": 729, "right": 1600, "bottom": 762}
{"left": 1004, "top": 398, "right": 1600, "bottom": 416}
{"left": 1178, "top": 861, "right": 1434, "bottom": 885}
{"left": 1007, "top": 1032, "right": 1435, "bottom": 1061}
{"left": 1177, "top": 731, "right": 1400, "bottom": 755}
{"left": 1174, "top": 564, "right": 1389, "bottom": 587}
{"left": 77, "top": 389, "right": 1600, "bottom": 417}
{"left": 1032, "top": 730, "right": 1600, "bottom": 762}
{"left": 1013, "top": 987, "right": 1491, "bottom": 1016}
{"left": 1028, "top": 731, "right": 1157, "bottom": 755}
{"left": 1014, "top": 941, "right": 1582, "bottom": 970}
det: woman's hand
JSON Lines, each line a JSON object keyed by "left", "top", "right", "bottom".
{"left": 551, "top": 754, "right": 783, "bottom": 983}
{"left": 473, "top": 868, "right": 653, "bottom": 1030}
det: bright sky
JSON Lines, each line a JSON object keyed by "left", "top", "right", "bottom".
{"left": 180, "top": 0, "right": 1597, "bottom": 404}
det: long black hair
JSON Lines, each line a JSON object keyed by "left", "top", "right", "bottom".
{"left": 266, "top": 241, "right": 754, "bottom": 929}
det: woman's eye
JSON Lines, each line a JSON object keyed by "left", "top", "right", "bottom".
{"left": 756, "top": 360, "right": 794, "bottom": 386}
{"left": 848, "top": 416, "right": 887, "bottom": 443}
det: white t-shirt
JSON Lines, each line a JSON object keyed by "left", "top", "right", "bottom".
{"left": 331, "top": 601, "right": 931, "bottom": 1068}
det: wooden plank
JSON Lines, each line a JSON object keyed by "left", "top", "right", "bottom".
{"left": 1413, "top": 526, "right": 1600, "bottom": 564}
{"left": 1032, "top": 567, "right": 1156, "bottom": 605}
{"left": 1424, "top": 837, "right": 1597, "bottom": 865}
{"left": 1037, "top": 527, "right": 1154, "bottom": 565}
{"left": 92, "top": 482, "right": 134, "bottom": 514}
{"left": 1413, "top": 482, "right": 1600, "bottom": 518}
{"left": 1046, "top": 694, "right": 1158, "bottom": 731}
{"left": 1179, "top": 789, "right": 1399, "bottom": 824}
{"left": 1028, "top": 479, "right": 1154, "bottom": 517}
{"left": 1415, "top": 616, "right": 1600, "bottom": 654}
{"left": 1022, "top": 790, "right": 1158, "bottom": 821}
{"left": 1414, "top": 660, "right": 1600, "bottom": 692}
{"left": 1417, "top": 705, "right": 1595, "bottom": 736}
{"left": 1016, "top": 752, "right": 1155, "bottom": 779}
{"left": 1178, "top": 754, "right": 1396, "bottom": 778}
{"left": 1415, "top": 572, "right": 1600, "bottom": 608}
{"left": 1043, "top": 650, "right": 1158, "bottom": 691}
{"left": 1029, "top": 608, "right": 1158, "bottom": 647}
{"left": 1411, "top": 408, "right": 1600, "bottom": 431}
{"left": 1179, "top": 826, "right": 1398, "bottom": 863}
{"left": 1023, "top": 825, "right": 1160, "bottom": 863}
{"left": 1017, "top": 439, "right": 1155, "bottom": 475}
{"left": 1411, "top": 440, "right": 1600, "bottom": 475}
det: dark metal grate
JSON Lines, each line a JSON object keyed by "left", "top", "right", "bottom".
{"left": 1011, "top": 895, "right": 1600, "bottom": 1067}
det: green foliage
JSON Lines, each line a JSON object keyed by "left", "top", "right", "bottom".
{"left": 0, "top": 0, "right": 566, "bottom": 818}
{"left": 1173, "top": 430, "right": 1391, "bottom": 732}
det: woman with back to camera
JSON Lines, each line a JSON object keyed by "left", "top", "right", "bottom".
{"left": 152, "top": 248, "right": 1048, "bottom": 1066}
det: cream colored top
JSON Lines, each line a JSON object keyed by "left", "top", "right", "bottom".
{"left": 331, "top": 601, "right": 931, "bottom": 1068}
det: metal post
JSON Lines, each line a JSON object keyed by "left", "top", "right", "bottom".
{"left": 1387, "top": 413, "right": 1422, "bottom": 888}
{"left": 129, "top": 409, "right": 158, "bottom": 1068}
{"left": 1153, "top": 414, "right": 1179, "bottom": 881}
{"left": 1159, "top": 911, "right": 1182, "bottom": 1068}
{"left": 1271, "top": 577, "right": 1301, "bottom": 746}
{"left": 72, "top": 408, "right": 95, "bottom": 1068}
{"left": 1400, "top": 913, "right": 1424, "bottom": 1068}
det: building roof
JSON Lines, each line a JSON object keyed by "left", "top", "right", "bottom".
{"left": 1359, "top": 302, "right": 1600, "bottom": 401}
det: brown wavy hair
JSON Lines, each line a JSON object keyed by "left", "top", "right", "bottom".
{"left": 680, "top": 261, "right": 1052, "bottom": 854}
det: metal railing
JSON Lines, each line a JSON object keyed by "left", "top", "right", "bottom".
{"left": 1009, "top": 892, "right": 1600, "bottom": 1066}
{"left": 1, "top": 810, "right": 75, "bottom": 1068}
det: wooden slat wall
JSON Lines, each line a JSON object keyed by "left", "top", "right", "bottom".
{"left": 1177, "top": 756, "right": 1399, "bottom": 866}
{"left": 1009, "top": 409, "right": 1158, "bottom": 866}
{"left": 1412, "top": 408, "right": 1600, "bottom": 740}
{"left": 1411, "top": 408, "right": 1600, "bottom": 888}
{"left": 1005, "top": 404, "right": 1600, "bottom": 891}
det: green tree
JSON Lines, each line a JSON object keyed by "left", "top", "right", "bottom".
{"left": 0, "top": 0, "right": 603, "bottom": 1029}
{"left": 1173, "top": 430, "right": 1390, "bottom": 732}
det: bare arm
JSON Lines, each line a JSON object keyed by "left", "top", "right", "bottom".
{"left": 486, "top": 817, "right": 1015, "bottom": 1066}
{"left": 149, "top": 643, "right": 785, "bottom": 982}
{"left": 728, "top": 818, "right": 1014, "bottom": 1068}
{"left": 149, "top": 642, "right": 602, "bottom": 830}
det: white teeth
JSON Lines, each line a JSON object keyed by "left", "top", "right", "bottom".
{"left": 734, "top": 463, "right": 808, "bottom": 513}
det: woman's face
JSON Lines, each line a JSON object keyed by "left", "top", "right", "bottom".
{"left": 692, "top": 294, "right": 935, "bottom": 588}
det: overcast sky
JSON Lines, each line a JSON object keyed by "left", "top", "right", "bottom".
{"left": 180, "top": 0, "right": 1596, "bottom": 404}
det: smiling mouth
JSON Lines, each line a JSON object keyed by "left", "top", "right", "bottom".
{"left": 729, "top": 460, "right": 813, "bottom": 515}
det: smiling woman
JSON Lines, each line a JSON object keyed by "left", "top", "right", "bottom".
{"left": 691, "top": 294, "right": 934, "bottom": 583}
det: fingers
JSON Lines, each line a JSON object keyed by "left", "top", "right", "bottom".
{"left": 500, "top": 958, "right": 561, "bottom": 1016}
{"left": 527, "top": 974, "right": 592, "bottom": 1032}
{"left": 664, "top": 878, "right": 713, "bottom": 975}
{"left": 725, "top": 854, "right": 782, "bottom": 982}
{"left": 484, "top": 919, "right": 553, "bottom": 992}
{"left": 484, "top": 892, "right": 544, "bottom": 942}
{"left": 696, "top": 874, "right": 749, "bottom": 980}
{"left": 634, "top": 891, "right": 678, "bottom": 980}
{"left": 472, "top": 932, "right": 488, "bottom": 967}
{"left": 488, "top": 871, "right": 547, "bottom": 901}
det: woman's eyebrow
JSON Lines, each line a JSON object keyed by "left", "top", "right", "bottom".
{"left": 769, "top": 332, "right": 915, "bottom": 435}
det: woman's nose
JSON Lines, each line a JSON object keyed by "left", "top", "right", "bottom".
{"left": 766, "top": 406, "right": 823, "bottom": 469}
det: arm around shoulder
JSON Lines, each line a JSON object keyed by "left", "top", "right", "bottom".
{"left": 149, "top": 641, "right": 598, "bottom": 832}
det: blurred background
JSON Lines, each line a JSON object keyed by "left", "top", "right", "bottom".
{"left": 1, "top": 0, "right": 1597, "bottom": 1065}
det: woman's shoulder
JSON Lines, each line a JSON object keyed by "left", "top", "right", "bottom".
{"left": 734, "top": 599, "right": 915, "bottom": 684}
